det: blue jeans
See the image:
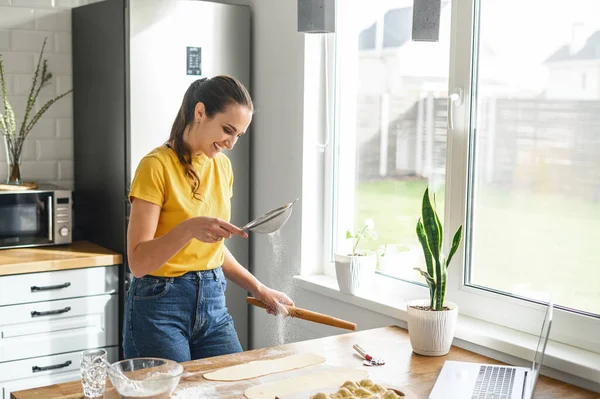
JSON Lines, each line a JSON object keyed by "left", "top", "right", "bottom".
{"left": 123, "top": 267, "right": 242, "bottom": 362}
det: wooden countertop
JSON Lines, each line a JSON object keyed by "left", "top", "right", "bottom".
{"left": 11, "top": 326, "right": 597, "bottom": 399}
{"left": 0, "top": 241, "right": 123, "bottom": 276}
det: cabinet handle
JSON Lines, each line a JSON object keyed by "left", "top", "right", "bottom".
{"left": 31, "top": 306, "right": 71, "bottom": 318}
{"left": 30, "top": 282, "right": 71, "bottom": 292}
{"left": 32, "top": 360, "right": 72, "bottom": 373}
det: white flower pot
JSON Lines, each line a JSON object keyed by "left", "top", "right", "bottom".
{"left": 334, "top": 252, "right": 377, "bottom": 295}
{"left": 407, "top": 299, "right": 458, "bottom": 356}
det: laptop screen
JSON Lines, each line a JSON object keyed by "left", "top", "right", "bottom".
{"left": 527, "top": 302, "right": 554, "bottom": 397}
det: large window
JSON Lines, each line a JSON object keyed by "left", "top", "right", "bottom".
{"left": 331, "top": 0, "right": 600, "bottom": 352}
{"left": 468, "top": 0, "right": 600, "bottom": 317}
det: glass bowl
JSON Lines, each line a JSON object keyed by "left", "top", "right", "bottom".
{"left": 107, "top": 357, "right": 183, "bottom": 399}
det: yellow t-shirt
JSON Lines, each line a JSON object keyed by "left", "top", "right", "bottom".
{"left": 128, "top": 145, "right": 233, "bottom": 277}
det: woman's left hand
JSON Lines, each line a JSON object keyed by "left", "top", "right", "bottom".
{"left": 254, "top": 286, "right": 294, "bottom": 316}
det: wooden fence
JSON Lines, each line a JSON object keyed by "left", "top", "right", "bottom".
{"left": 357, "top": 96, "right": 600, "bottom": 200}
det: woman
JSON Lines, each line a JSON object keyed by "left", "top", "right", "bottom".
{"left": 123, "top": 76, "right": 293, "bottom": 362}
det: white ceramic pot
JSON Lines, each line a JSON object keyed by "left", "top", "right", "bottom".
{"left": 407, "top": 299, "right": 458, "bottom": 356}
{"left": 334, "top": 252, "right": 377, "bottom": 295}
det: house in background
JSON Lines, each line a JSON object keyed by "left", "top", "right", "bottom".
{"left": 544, "top": 28, "right": 600, "bottom": 100}
{"left": 355, "top": 2, "right": 507, "bottom": 182}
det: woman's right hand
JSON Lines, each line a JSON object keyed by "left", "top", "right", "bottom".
{"left": 183, "top": 217, "right": 248, "bottom": 243}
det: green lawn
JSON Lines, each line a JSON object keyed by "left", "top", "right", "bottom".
{"left": 355, "top": 179, "right": 600, "bottom": 316}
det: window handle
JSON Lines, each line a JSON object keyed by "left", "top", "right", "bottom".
{"left": 448, "top": 88, "right": 463, "bottom": 130}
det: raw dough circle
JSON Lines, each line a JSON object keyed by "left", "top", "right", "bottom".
{"left": 244, "top": 368, "right": 369, "bottom": 399}
{"left": 203, "top": 353, "right": 326, "bottom": 381}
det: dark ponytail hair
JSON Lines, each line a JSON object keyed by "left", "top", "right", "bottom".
{"left": 168, "top": 75, "right": 253, "bottom": 200}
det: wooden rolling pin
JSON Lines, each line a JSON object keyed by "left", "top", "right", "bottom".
{"left": 246, "top": 297, "right": 357, "bottom": 331}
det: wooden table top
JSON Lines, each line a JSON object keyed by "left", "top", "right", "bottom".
{"left": 0, "top": 241, "right": 123, "bottom": 276}
{"left": 11, "top": 326, "right": 597, "bottom": 399}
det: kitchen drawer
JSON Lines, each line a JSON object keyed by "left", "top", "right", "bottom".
{"left": 0, "top": 346, "right": 118, "bottom": 399}
{"left": 0, "top": 293, "right": 117, "bottom": 330}
{"left": 0, "top": 346, "right": 118, "bottom": 383}
{"left": 0, "top": 294, "right": 118, "bottom": 362}
{"left": 0, "top": 265, "right": 118, "bottom": 306}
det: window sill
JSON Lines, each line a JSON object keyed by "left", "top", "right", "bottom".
{"left": 294, "top": 274, "right": 600, "bottom": 392}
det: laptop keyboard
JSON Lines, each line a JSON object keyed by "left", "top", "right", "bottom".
{"left": 471, "top": 366, "right": 516, "bottom": 399}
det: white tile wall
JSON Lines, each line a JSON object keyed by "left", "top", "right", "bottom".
{"left": 0, "top": 0, "right": 102, "bottom": 189}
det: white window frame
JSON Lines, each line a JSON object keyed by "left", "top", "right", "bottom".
{"left": 328, "top": 0, "right": 600, "bottom": 354}
{"left": 324, "top": 0, "right": 358, "bottom": 278}
{"left": 322, "top": 31, "right": 337, "bottom": 279}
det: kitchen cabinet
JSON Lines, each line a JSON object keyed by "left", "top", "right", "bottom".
{"left": 0, "top": 242, "right": 122, "bottom": 399}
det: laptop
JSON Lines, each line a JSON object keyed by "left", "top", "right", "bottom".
{"left": 429, "top": 302, "right": 553, "bottom": 399}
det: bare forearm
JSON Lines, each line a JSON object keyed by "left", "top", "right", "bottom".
{"left": 128, "top": 223, "right": 192, "bottom": 277}
{"left": 221, "top": 246, "right": 264, "bottom": 296}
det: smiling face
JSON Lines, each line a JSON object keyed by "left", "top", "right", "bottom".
{"left": 168, "top": 76, "right": 254, "bottom": 200}
{"left": 185, "top": 102, "right": 253, "bottom": 158}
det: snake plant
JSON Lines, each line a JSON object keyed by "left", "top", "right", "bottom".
{"left": 414, "top": 188, "right": 463, "bottom": 311}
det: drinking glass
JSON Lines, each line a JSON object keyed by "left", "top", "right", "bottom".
{"left": 80, "top": 348, "right": 107, "bottom": 398}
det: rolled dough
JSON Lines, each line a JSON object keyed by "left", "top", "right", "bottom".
{"left": 244, "top": 368, "right": 369, "bottom": 399}
{"left": 203, "top": 353, "right": 326, "bottom": 381}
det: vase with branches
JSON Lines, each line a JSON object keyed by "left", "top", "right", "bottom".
{"left": 0, "top": 38, "right": 72, "bottom": 185}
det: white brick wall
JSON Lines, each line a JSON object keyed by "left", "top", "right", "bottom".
{"left": 0, "top": 0, "right": 102, "bottom": 189}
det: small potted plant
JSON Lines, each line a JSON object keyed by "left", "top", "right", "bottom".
{"left": 1, "top": 38, "right": 72, "bottom": 186}
{"left": 335, "top": 219, "right": 377, "bottom": 295}
{"left": 407, "top": 187, "right": 463, "bottom": 356}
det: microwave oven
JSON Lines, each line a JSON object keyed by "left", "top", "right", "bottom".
{"left": 0, "top": 185, "right": 72, "bottom": 249}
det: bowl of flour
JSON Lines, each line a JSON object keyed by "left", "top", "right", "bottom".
{"left": 107, "top": 357, "right": 183, "bottom": 399}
